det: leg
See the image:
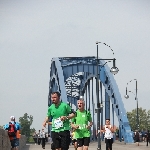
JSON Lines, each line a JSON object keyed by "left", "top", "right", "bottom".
{"left": 105, "top": 138, "right": 109, "bottom": 150}
{"left": 109, "top": 139, "right": 113, "bottom": 150}
{"left": 10, "top": 139, "right": 16, "bottom": 150}
{"left": 42, "top": 138, "right": 46, "bottom": 148}
{"left": 77, "top": 138, "right": 84, "bottom": 150}
{"left": 74, "top": 141, "right": 77, "bottom": 150}
{"left": 15, "top": 138, "right": 19, "bottom": 150}
{"left": 60, "top": 130, "right": 70, "bottom": 150}
{"left": 51, "top": 131, "right": 61, "bottom": 150}
{"left": 83, "top": 137, "right": 90, "bottom": 150}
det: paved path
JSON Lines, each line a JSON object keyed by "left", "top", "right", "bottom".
{"left": 22, "top": 141, "right": 150, "bottom": 150}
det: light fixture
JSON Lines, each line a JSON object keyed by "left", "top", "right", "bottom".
{"left": 124, "top": 95, "right": 129, "bottom": 99}
{"left": 110, "top": 58, "right": 119, "bottom": 75}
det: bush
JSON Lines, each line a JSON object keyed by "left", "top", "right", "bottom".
{"left": 27, "top": 136, "right": 34, "bottom": 143}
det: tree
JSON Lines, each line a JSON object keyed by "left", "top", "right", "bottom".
{"left": 127, "top": 107, "right": 150, "bottom": 131}
{"left": 19, "top": 113, "right": 33, "bottom": 137}
{"left": 0, "top": 125, "right": 3, "bottom": 129}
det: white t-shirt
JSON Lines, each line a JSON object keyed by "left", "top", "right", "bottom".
{"left": 104, "top": 125, "right": 113, "bottom": 139}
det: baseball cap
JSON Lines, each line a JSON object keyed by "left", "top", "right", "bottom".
{"left": 10, "top": 116, "right": 15, "bottom": 119}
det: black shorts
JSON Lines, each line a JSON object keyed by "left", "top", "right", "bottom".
{"left": 77, "top": 137, "right": 90, "bottom": 147}
{"left": 10, "top": 139, "right": 17, "bottom": 148}
{"left": 51, "top": 130, "right": 70, "bottom": 149}
{"left": 105, "top": 138, "right": 113, "bottom": 144}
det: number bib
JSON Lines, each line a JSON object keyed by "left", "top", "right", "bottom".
{"left": 54, "top": 117, "right": 63, "bottom": 129}
{"left": 78, "top": 124, "right": 87, "bottom": 129}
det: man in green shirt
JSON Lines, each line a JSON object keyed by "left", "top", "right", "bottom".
{"left": 71, "top": 98, "right": 93, "bottom": 150}
{"left": 43, "top": 91, "right": 75, "bottom": 150}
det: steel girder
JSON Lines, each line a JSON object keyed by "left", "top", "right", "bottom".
{"left": 48, "top": 57, "right": 134, "bottom": 143}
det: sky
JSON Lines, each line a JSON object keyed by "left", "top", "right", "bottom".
{"left": 0, "top": 0, "right": 150, "bottom": 131}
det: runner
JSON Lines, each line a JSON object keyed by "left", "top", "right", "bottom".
{"left": 101, "top": 119, "right": 114, "bottom": 150}
{"left": 71, "top": 98, "right": 92, "bottom": 150}
{"left": 71, "top": 129, "right": 77, "bottom": 150}
{"left": 43, "top": 91, "right": 75, "bottom": 150}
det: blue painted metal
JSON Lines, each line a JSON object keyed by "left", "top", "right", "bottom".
{"left": 48, "top": 57, "right": 134, "bottom": 143}
{"left": 105, "top": 90, "right": 110, "bottom": 120}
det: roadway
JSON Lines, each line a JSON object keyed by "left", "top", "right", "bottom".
{"left": 22, "top": 141, "right": 150, "bottom": 150}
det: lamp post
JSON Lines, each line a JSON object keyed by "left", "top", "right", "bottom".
{"left": 124, "top": 79, "right": 139, "bottom": 130}
{"left": 96, "top": 41, "right": 119, "bottom": 150}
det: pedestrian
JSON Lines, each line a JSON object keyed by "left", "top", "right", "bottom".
{"left": 32, "top": 131, "right": 38, "bottom": 145}
{"left": 101, "top": 119, "right": 114, "bottom": 150}
{"left": 37, "top": 130, "right": 41, "bottom": 145}
{"left": 3, "top": 116, "right": 20, "bottom": 150}
{"left": 42, "top": 91, "right": 75, "bottom": 150}
{"left": 41, "top": 128, "right": 46, "bottom": 149}
{"left": 13, "top": 117, "right": 21, "bottom": 150}
{"left": 71, "top": 98, "right": 93, "bottom": 150}
{"left": 135, "top": 130, "right": 140, "bottom": 146}
{"left": 146, "top": 130, "right": 150, "bottom": 146}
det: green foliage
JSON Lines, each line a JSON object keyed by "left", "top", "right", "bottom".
{"left": 0, "top": 125, "right": 4, "bottom": 129}
{"left": 127, "top": 107, "right": 150, "bottom": 131}
{"left": 19, "top": 113, "right": 33, "bottom": 137}
{"left": 28, "top": 136, "right": 34, "bottom": 143}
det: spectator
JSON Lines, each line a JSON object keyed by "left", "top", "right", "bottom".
{"left": 13, "top": 117, "right": 21, "bottom": 150}
{"left": 37, "top": 130, "right": 41, "bottom": 145}
{"left": 135, "top": 130, "right": 140, "bottom": 146}
{"left": 146, "top": 130, "right": 150, "bottom": 146}
{"left": 32, "top": 131, "right": 38, "bottom": 145}
{"left": 41, "top": 128, "right": 46, "bottom": 149}
{"left": 4, "top": 116, "right": 20, "bottom": 150}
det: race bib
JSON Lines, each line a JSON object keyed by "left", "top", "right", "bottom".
{"left": 54, "top": 117, "right": 63, "bottom": 129}
{"left": 78, "top": 124, "right": 87, "bottom": 129}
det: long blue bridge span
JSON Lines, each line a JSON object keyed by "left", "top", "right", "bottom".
{"left": 48, "top": 56, "right": 134, "bottom": 143}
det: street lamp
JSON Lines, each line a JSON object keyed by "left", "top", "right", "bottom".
{"left": 124, "top": 79, "right": 139, "bottom": 130}
{"left": 96, "top": 41, "right": 119, "bottom": 150}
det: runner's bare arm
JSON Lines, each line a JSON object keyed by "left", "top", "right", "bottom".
{"left": 108, "top": 125, "right": 114, "bottom": 133}
{"left": 71, "top": 122, "right": 79, "bottom": 129}
{"left": 87, "top": 121, "right": 93, "bottom": 129}
{"left": 101, "top": 125, "right": 105, "bottom": 132}
{"left": 48, "top": 122, "right": 52, "bottom": 125}
{"left": 43, "top": 116, "right": 49, "bottom": 127}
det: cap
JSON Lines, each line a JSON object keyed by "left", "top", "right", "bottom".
{"left": 10, "top": 116, "right": 15, "bottom": 119}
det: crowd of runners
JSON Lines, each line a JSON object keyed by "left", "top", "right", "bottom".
{"left": 42, "top": 91, "right": 115, "bottom": 150}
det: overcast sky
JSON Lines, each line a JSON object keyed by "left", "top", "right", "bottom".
{"left": 0, "top": 0, "right": 150, "bottom": 131}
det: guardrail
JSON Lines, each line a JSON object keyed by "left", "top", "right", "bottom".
{"left": 0, "top": 128, "right": 27, "bottom": 150}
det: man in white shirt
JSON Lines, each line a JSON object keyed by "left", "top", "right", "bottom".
{"left": 101, "top": 119, "right": 114, "bottom": 150}
{"left": 41, "top": 128, "right": 46, "bottom": 149}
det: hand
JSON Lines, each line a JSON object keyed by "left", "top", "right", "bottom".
{"left": 60, "top": 116, "right": 67, "bottom": 121}
{"left": 42, "top": 121, "right": 47, "bottom": 128}
{"left": 74, "top": 125, "right": 79, "bottom": 129}
{"left": 87, "top": 125, "right": 91, "bottom": 129}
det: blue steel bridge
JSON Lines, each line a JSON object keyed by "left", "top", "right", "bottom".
{"left": 48, "top": 56, "right": 134, "bottom": 143}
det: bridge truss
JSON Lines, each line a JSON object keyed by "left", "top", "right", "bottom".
{"left": 48, "top": 56, "right": 134, "bottom": 143}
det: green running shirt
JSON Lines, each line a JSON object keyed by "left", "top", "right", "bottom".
{"left": 72, "top": 110, "right": 92, "bottom": 138}
{"left": 47, "top": 102, "right": 71, "bottom": 132}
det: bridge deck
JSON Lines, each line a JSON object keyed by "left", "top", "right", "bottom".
{"left": 22, "top": 141, "right": 149, "bottom": 150}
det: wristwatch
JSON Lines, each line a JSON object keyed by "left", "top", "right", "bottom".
{"left": 66, "top": 116, "right": 69, "bottom": 120}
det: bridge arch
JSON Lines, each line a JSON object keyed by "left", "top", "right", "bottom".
{"left": 48, "top": 57, "right": 134, "bottom": 143}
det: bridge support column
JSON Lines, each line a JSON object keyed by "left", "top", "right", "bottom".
{"left": 105, "top": 90, "right": 110, "bottom": 120}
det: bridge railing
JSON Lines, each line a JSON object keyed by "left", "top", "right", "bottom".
{"left": 0, "top": 128, "right": 27, "bottom": 150}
